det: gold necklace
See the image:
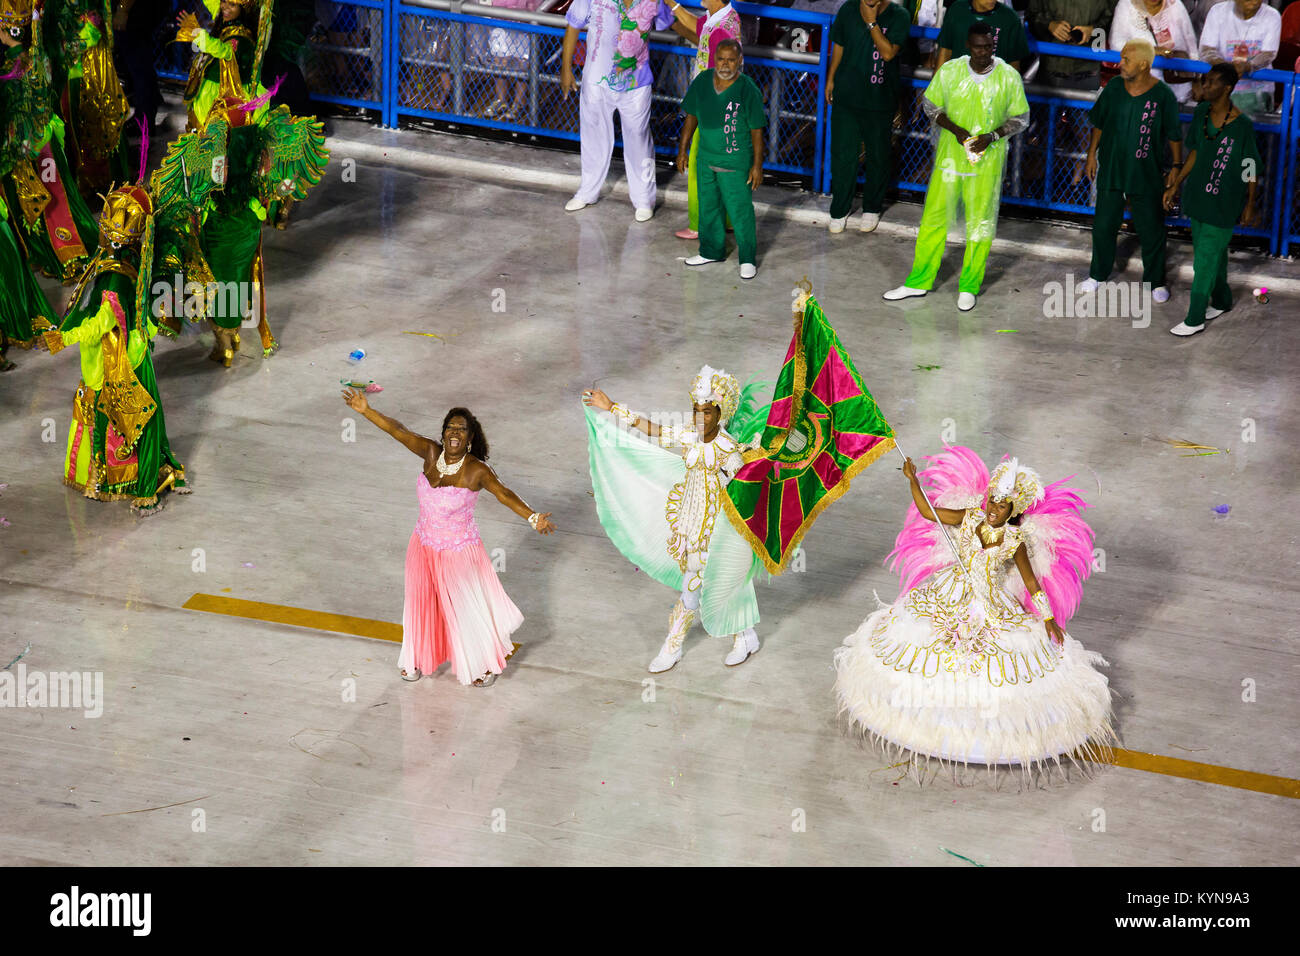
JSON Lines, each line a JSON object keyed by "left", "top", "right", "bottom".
{"left": 977, "top": 522, "right": 1004, "bottom": 546}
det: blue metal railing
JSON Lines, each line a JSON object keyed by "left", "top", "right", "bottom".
{"left": 152, "top": 2, "right": 1300, "bottom": 256}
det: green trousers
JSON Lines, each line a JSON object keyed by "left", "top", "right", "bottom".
{"left": 698, "top": 164, "right": 757, "bottom": 266}
{"left": 903, "top": 171, "right": 998, "bottom": 295}
{"left": 829, "top": 105, "right": 894, "bottom": 219}
{"left": 1185, "top": 218, "right": 1234, "bottom": 327}
{"left": 1090, "top": 189, "right": 1167, "bottom": 286}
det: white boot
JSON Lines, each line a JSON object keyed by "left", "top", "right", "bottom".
{"left": 649, "top": 600, "right": 695, "bottom": 673}
{"left": 723, "top": 628, "right": 760, "bottom": 667}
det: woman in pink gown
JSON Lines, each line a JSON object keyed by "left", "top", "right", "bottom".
{"left": 342, "top": 389, "right": 556, "bottom": 686}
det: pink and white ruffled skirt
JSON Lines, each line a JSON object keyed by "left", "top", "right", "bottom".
{"left": 398, "top": 532, "right": 523, "bottom": 684}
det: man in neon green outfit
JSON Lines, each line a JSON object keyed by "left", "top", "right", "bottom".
{"left": 883, "top": 24, "right": 1028, "bottom": 312}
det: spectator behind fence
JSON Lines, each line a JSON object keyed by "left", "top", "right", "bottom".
{"left": 1081, "top": 39, "right": 1182, "bottom": 302}
{"left": 1200, "top": 0, "right": 1282, "bottom": 112}
{"left": 1110, "top": 0, "right": 1200, "bottom": 101}
{"left": 478, "top": 0, "right": 545, "bottom": 122}
{"left": 677, "top": 38, "right": 767, "bottom": 278}
{"left": 1163, "top": 62, "right": 1261, "bottom": 336}
{"left": 561, "top": 0, "right": 675, "bottom": 221}
{"left": 666, "top": 0, "right": 742, "bottom": 240}
{"left": 937, "top": 0, "right": 1031, "bottom": 70}
{"left": 1028, "top": 0, "right": 1120, "bottom": 88}
{"left": 825, "top": 0, "right": 911, "bottom": 234}
{"left": 882, "top": 23, "right": 1030, "bottom": 311}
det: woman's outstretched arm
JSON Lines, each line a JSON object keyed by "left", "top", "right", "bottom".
{"left": 902, "top": 458, "right": 965, "bottom": 525}
{"left": 477, "top": 463, "right": 556, "bottom": 534}
{"left": 341, "top": 389, "right": 436, "bottom": 459}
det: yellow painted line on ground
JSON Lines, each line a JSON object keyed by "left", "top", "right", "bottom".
{"left": 182, "top": 593, "right": 402, "bottom": 643}
{"left": 1106, "top": 748, "right": 1300, "bottom": 800}
{"left": 184, "top": 593, "right": 1299, "bottom": 799}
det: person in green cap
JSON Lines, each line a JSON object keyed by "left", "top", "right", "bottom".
{"left": 677, "top": 38, "right": 767, "bottom": 280}
{"left": 936, "top": 0, "right": 1030, "bottom": 71}
{"left": 882, "top": 24, "right": 1029, "bottom": 312}
{"left": 825, "top": 0, "right": 911, "bottom": 234}
{"left": 1080, "top": 38, "right": 1183, "bottom": 304}
{"left": 1162, "top": 63, "right": 1261, "bottom": 337}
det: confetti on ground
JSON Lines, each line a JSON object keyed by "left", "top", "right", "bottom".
{"left": 1154, "top": 437, "right": 1228, "bottom": 457}
{"left": 241, "top": 562, "right": 255, "bottom": 568}
{"left": 3, "top": 642, "right": 32, "bottom": 671}
{"left": 995, "top": 329, "right": 1019, "bottom": 333}
{"left": 0, "top": 517, "right": 8, "bottom": 528}
{"left": 402, "top": 330, "right": 463, "bottom": 342}
{"left": 1212, "top": 504, "right": 1230, "bottom": 516}
{"left": 940, "top": 846, "right": 985, "bottom": 867}
{"left": 913, "top": 364, "right": 941, "bottom": 372}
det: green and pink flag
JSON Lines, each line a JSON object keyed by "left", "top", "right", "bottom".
{"left": 723, "top": 294, "right": 895, "bottom": 574}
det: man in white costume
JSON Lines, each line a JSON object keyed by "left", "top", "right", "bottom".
{"left": 561, "top": 0, "right": 676, "bottom": 221}
{"left": 582, "top": 365, "right": 763, "bottom": 672}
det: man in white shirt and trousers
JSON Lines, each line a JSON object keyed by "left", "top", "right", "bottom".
{"left": 561, "top": 0, "right": 676, "bottom": 221}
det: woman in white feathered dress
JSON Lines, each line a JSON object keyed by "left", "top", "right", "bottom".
{"left": 833, "top": 446, "right": 1116, "bottom": 771}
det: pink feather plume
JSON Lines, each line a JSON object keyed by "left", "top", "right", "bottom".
{"left": 239, "top": 74, "right": 285, "bottom": 113}
{"left": 1013, "top": 478, "right": 1095, "bottom": 626}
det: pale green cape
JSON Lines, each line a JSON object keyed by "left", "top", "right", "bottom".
{"left": 584, "top": 404, "right": 762, "bottom": 637}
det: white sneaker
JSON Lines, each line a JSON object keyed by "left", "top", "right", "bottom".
{"left": 634, "top": 207, "right": 654, "bottom": 222}
{"left": 723, "top": 629, "right": 760, "bottom": 667}
{"left": 828, "top": 216, "right": 847, "bottom": 234}
{"left": 1153, "top": 286, "right": 1170, "bottom": 303}
{"left": 1076, "top": 277, "right": 1100, "bottom": 293}
{"left": 684, "top": 254, "right": 720, "bottom": 266}
{"left": 859, "top": 212, "right": 880, "bottom": 232}
{"left": 1169, "top": 321, "right": 1204, "bottom": 336}
{"left": 957, "top": 291, "right": 977, "bottom": 311}
{"left": 882, "top": 285, "right": 927, "bottom": 301}
{"left": 1205, "top": 306, "right": 1225, "bottom": 320}
{"left": 564, "top": 197, "right": 591, "bottom": 212}
{"left": 740, "top": 263, "right": 757, "bottom": 280}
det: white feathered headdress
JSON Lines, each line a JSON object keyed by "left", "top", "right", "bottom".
{"left": 690, "top": 365, "right": 741, "bottom": 422}
{"left": 985, "top": 457, "right": 1044, "bottom": 517}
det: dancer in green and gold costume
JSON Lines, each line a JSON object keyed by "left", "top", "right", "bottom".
{"left": 0, "top": 0, "right": 99, "bottom": 281}
{"left": 0, "top": 190, "right": 56, "bottom": 369}
{"left": 43, "top": 183, "right": 188, "bottom": 513}
{"left": 44, "top": 0, "right": 131, "bottom": 195}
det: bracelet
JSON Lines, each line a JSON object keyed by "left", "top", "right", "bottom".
{"left": 610, "top": 402, "right": 640, "bottom": 428}
{"left": 1031, "top": 589, "right": 1054, "bottom": 622}
{"left": 528, "top": 512, "right": 542, "bottom": 530}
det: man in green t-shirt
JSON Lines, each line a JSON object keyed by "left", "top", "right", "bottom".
{"left": 1082, "top": 39, "right": 1183, "bottom": 301}
{"left": 937, "top": 0, "right": 1030, "bottom": 71}
{"left": 677, "top": 39, "right": 768, "bottom": 279}
{"left": 1163, "top": 63, "right": 1261, "bottom": 336}
{"left": 825, "top": 0, "right": 911, "bottom": 234}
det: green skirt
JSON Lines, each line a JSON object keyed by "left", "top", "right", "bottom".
{"left": 200, "top": 206, "right": 262, "bottom": 330}
{"left": 0, "top": 213, "right": 56, "bottom": 347}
